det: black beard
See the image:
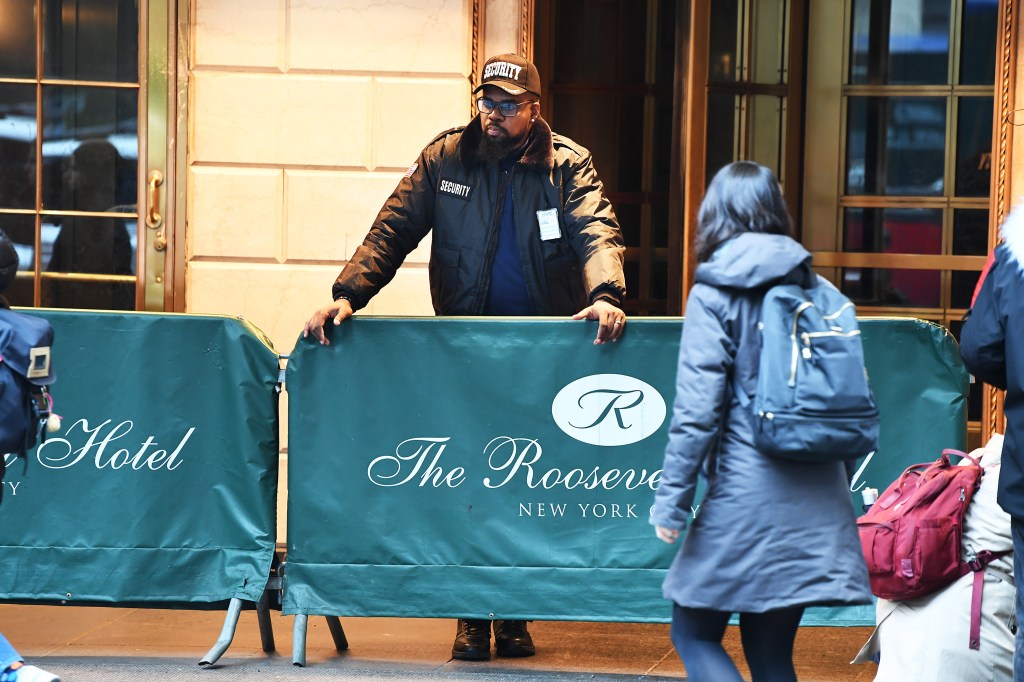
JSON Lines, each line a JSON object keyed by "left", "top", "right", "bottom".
{"left": 479, "top": 133, "right": 518, "bottom": 163}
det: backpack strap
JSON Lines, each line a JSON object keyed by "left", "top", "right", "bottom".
{"left": 731, "top": 282, "right": 780, "bottom": 410}
{"left": 947, "top": 447, "right": 1004, "bottom": 651}
{"left": 731, "top": 265, "right": 813, "bottom": 410}
{"left": 966, "top": 549, "right": 1012, "bottom": 650}
{"left": 942, "top": 448, "right": 981, "bottom": 466}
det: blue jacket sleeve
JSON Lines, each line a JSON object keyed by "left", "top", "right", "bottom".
{"left": 960, "top": 251, "right": 1008, "bottom": 390}
{"left": 651, "top": 283, "right": 735, "bottom": 530}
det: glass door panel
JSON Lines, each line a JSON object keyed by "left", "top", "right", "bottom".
{"left": 849, "top": 0, "right": 951, "bottom": 85}
{"left": 803, "top": 0, "right": 997, "bottom": 444}
{"left": 40, "top": 86, "right": 138, "bottom": 211}
{"left": 955, "top": 96, "right": 994, "bottom": 196}
{"left": 750, "top": 0, "right": 787, "bottom": 85}
{"left": 709, "top": 0, "right": 743, "bottom": 81}
{"left": 705, "top": 92, "right": 739, "bottom": 180}
{"left": 845, "top": 96, "right": 947, "bottom": 196}
{"left": 842, "top": 207, "right": 943, "bottom": 255}
{"left": 0, "top": 0, "right": 167, "bottom": 311}
{"left": 701, "top": 0, "right": 799, "bottom": 186}
{"left": 952, "top": 208, "right": 989, "bottom": 255}
{"left": 841, "top": 267, "right": 942, "bottom": 308}
{"left": 538, "top": 0, "right": 679, "bottom": 315}
{"left": 747, "top": 95, "right": 784, "bottom": 181}
{"left": 959, "top": 0, "right": 998, "bottom": 86}
{"left": 43, "top": 0, "right": 139, "bottom": 82}
{"left": 0, "top": 85, "right": 37, "bottom": 211}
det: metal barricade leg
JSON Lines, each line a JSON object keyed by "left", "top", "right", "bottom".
{"left": 326, "top": 615, "right": 349, "bottom": 651}
{"left": 199, "top": 597, "right": 243, "bottom": 666}
{"left": 256, "top": 590, "right": 276, "bottom": 653}
{"left": 292, "top": 614, "right": 308, "bottom": 667}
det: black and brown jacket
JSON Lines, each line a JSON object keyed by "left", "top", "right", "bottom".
{"left": 332, "top": 116, "right": 625, "bottom": 315}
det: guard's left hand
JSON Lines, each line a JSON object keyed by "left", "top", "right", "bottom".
{"left": 572, "top": 300, "right": 626, "bottom": 345}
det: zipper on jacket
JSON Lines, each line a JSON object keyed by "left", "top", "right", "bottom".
{"left": 508, "top": 172, "right": 545, "bottom": 313}
{"left": 477, "top": 168, "right": 512, "bottom": 312}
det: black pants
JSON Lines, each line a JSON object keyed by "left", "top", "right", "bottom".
{"left": 670, "top": 603, "right": 804, "bottom": 682}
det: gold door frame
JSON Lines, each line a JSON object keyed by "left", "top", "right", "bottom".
{"left": 149, "top": 0, "right": 186, "bottom": 312}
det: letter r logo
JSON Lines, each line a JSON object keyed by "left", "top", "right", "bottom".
{"left": 551, "top": 374, "right": 667, "bottom": 447}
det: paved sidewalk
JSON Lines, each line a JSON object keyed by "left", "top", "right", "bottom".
{"left": 0, "top": 605, "right": 878, "bottom": 681}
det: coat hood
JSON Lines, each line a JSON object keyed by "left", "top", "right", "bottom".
{"left": 460, "top": 115, "right": 555, "bottom": 173}
{"left": 1001, "top": 202, "right": 1024, "bottom": 271}
{"left": 694, "top": 232, "right": 812, "bottom": 290}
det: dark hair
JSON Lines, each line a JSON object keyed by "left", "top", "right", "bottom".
{"left": 695, "top": 161, "right": 794, "bottom": 262}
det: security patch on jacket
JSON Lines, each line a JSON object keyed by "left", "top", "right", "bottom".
{"left": 438, "top": 177, "right": 473, "bottom": 201}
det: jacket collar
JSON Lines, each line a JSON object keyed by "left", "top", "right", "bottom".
{"left": 460, "top": 116, "right": 555, "bottom": 173}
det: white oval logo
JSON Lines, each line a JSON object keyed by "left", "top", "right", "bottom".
{"left": 551, "top": 374, "right": 667, "bottom": 447}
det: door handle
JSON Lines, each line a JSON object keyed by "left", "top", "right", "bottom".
{"left": 146, "top": 170, "right": 164, "bottom": 228}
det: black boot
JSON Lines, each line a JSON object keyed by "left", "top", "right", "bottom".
{"left": 452, "top": 618, "right": 491, "bottom": 661}
{"left": 494, "top": 620, "right": 535, "bottom": 658}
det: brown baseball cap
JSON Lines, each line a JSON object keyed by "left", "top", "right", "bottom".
{"left": 474, "top": 53, "right": 541, "bottom": 98}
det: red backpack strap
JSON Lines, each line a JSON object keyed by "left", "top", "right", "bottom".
{"left": 971, "top": 249, "right": 997, "bottom": 308}
{"left": 966, "top": 549, "right": 1012, "bottom": 650}
{"left": 942, "top": 448, "right": 980, "bottom": 466}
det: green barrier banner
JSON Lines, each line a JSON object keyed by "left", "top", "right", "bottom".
{"left": 283, "top": 318, "right": 966, "bottom": 624}
{"left": 0, "top": 311, "right": 280, "bottom": 604}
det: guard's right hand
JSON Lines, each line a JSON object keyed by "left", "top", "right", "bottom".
{"left": 303, "top": 299, "right": 354, "bottom": 346}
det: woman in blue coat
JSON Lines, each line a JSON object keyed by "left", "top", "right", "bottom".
{"left": 651, "top": 162, "right": 872, "bottom": 681}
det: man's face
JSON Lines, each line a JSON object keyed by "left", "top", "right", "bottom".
{"left": 477, "top": 85, "right": 540, "bottom": 151}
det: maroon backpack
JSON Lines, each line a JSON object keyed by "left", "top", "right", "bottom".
{"left": 856, "top": 448, "right": 1007, "bottom": 647}
{"left": 858, "top": 449, "right": 989, "bottom": 600}
{"left": 857, "top": 449, "right": 1008, "bottom": 649}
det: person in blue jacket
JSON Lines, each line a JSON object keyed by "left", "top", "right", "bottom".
{"left": 960, "top": 202, "right": 1024, "bottom": 679}
{"left": 651, "top": 161, "right": 871, "bottom": 681}
{"left": 0, "top": 232, "right": 60, "bottom": 682}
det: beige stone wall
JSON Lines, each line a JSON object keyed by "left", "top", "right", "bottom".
{"left": 187, "top": 0, "right": 475, "bottom": 542}
{"left": 187, "top": 0, "right": 473, "bottom": 354}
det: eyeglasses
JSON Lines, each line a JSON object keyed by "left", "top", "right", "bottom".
{"left": 476, "top": 97, "right": 535, "bottom": 117}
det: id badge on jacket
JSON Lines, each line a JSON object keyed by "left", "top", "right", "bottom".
{"left": 537, "top": 208, "right": 561, "bottom": 240}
